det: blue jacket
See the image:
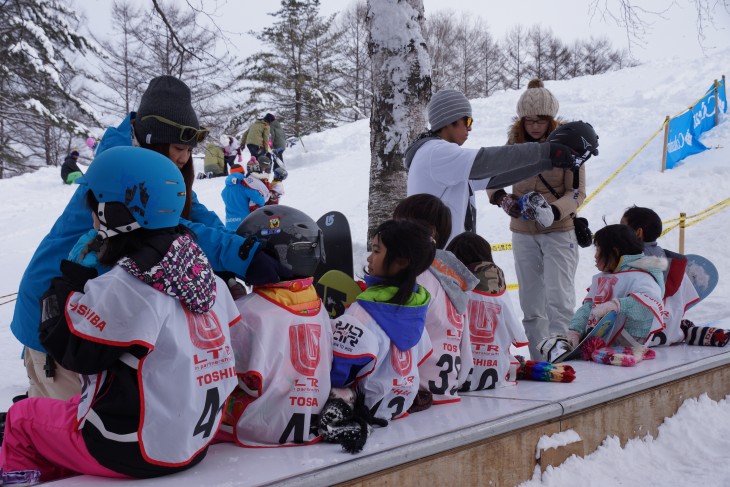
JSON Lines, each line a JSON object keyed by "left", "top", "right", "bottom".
{"left": 221, "top": 173, "right": 266, "bottom": 231}
{"left": 11, "top": 113, "right": 258, "bottom": 352}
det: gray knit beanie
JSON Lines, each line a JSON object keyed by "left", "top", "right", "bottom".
{"left": 428, "top": 89, "right": 472, "bottom": 131}
{"left": 516, "top": 79, "right": 559, "bottom": 118}
{"left": 134, "top": 75, "right": 201, "bottom": 147}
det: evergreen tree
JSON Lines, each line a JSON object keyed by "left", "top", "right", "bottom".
{"left": 245, "top": 0, "right": 342, "bottom": 137}
{"left": 0, "top": 0, "right": 99, "bottom": 178}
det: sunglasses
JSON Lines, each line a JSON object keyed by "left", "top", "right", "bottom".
{"left": 140, "top": 114, "right": 210, "bottom": 143}
{"left": 463, "top": 116, "right": 473, "bottom": 129}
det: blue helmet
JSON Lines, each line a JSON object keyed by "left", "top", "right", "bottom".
{"left": 77, "top": 146, "right": 186, "bottom": 235}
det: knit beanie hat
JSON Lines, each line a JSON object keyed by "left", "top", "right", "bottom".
{"left": 516, "top": 79, "right": 559, "bottom": 118}
{"left": 135, "top": 75, "right": 200, "bottom": 147}
{"left": 263, "top": 113, "right": 275, "bottom": 123}
{"left": 70, "top": 149, "right": 80, "bottom": 158}
{"left": 427, "top": 89, "right": 472, "bottom": 131}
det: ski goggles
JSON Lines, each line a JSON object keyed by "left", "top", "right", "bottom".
{"left": 462, "top": 116, "right": 473, "bottom": 129}
{"left": 140, "top": 115, "right": 210, "bottom": 143}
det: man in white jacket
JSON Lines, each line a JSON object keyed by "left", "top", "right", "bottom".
{"left": 405, "top": 89, "right": 584, "bottom": 243}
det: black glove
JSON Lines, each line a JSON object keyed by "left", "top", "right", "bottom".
{"left": 549, "top": 142, "right": 577, "bottom": 169}
{"left": 243, "top": 248, "right": 293, "bottom": 286}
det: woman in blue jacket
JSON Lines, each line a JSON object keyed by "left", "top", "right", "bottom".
{"left": 10, "top": 75, "right": 289, "bottom": 401}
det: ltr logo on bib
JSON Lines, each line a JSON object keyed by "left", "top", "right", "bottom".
{"left": 185, "top": 309, "right": 226, "bottom": 349}
{"left": 390, "top": 344, "right": 412, "bottom": 376}
{"left": 468, "top": 301, "right": 501, "bottom": 344}
{"left": 289, "top": 323, "right": 321, "bottom": 376}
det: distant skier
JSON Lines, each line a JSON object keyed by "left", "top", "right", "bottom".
{"left": 269, "top": 114, "right": 286, "bottom": 167}
{"left": 221, "top": 163, "right": 267, "bottom": 231}
{"left": 203, "top": 141, "right": 226, "bottom": 178}
{"left": 241, "top": 114, "right": 273, "bottom": 160}
{"left": 60, "top": 149, "right": 82, "bottom": 184}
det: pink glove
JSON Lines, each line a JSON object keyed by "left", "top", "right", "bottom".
{"left": 499, "top": 193, "right": 521, "bottom": 218}
{"left": 589, "top": 299, "right": 620, "bottom": 324}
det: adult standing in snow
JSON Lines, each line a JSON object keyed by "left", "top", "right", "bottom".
{"left": 60, "top": 149, "right": 83, "bottom": 184}
{"left": 242, "top": 113, "right": 273, "bottom": 161}
{"left": 404, "top": 88, "right": 585, "bottom": 243}
{"left": 269, "top": 115, "right": 286, "bottom": 167}
{"left": 10, "top": 75, "right": 289, "bottom": 401}
{"left": 487, "top": 79, "right": 585, "bottom": 359}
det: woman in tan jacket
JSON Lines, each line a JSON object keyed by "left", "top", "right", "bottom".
{"left": 487, "top": 79, "right": 585, "bottom": 360}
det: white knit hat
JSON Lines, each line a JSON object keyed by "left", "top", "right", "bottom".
{"left": 428, "top": 89, "right": 472, "bottom": 131}
{"left": 516, "top": 79, "right": 559, "bottom": 118}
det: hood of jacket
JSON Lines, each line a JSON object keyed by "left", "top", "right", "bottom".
{"left": 427, "top": 249, "right": 479, "bottom": 314}
{"left": 96, "top": 113, "right": 135, "bottom": 156}
{"left": 356, "top": 280, "right": 430, "bottom": 351}
{"left": 404, "top": 131, "right": 440, "bottom": 170}
{"left": 468, "top": 261, "right": 506, "bottom": 294}
{"left": 255, "top": 278, "right": 321, "bottom": 315}
{"left": 616, "top": 253, "right": 668, "bottom": 289}
{"left": 118, "top": 232, "right": 216, "bottom": 313}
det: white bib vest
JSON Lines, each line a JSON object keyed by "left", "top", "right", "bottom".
{"left": 417, "top": 271, "right": 472, "bottom": 404}
{"left": 226, "top": 292, "right": 333, "bottom": 447}
{"left": 67, "top": 269, "right": 239, "bottom": 466}
{"left": 461, "top": 289, "right": 528, "bottom": 391}
{"left": 333, "top": 303, "right": 433, "bottom": 421}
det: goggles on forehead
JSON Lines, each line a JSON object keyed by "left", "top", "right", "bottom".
{"left": 140, "top": 114, "right": 209, "bottom": 143}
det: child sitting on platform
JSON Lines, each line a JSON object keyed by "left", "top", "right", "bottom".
{"left": 218, "top": 205, "right": 332, "bottom": 447}
{"left": 567, "top": 224, "right": 666, "bottom": 366}
{"left": 447, "top": 232, "right": 574, "bottom": 385}
{"left": 393, "top": 194, "right": 478, "bottom": 404}
{"left": 321, "top": 219, "right": 435, "bottom": 453}
{"left": 621, "top": 206, "right": 728, "bottom": 347}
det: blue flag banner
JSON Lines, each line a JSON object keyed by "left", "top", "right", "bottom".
{"left": 665, "top": 78, "right": 725, "bottom": 169}
{"left": 666, "top": 109, "right": 707, "bottom": 169}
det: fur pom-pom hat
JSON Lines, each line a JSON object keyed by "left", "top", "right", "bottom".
{"left": 516, "top": 79, "right": 559, "bottom": 118}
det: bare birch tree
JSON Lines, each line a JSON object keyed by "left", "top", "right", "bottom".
{"left": 366, "top": 0, "right": 431, "bottom": 241}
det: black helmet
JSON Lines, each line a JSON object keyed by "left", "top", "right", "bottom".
{"left": 548, "top": 121, "right": 599, "bottom": 160}
{"left": 273, "top": 167, "right": 288, "bottom": 182}
{"left": 236, "top": 205, "right": 324, "bottom": 278}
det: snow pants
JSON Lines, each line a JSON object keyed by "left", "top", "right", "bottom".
{"left": 0, "top": 395, "right": 127, "bottom": 482}
{"left": 512, "top": 230, "right": 579, "bottom": 360}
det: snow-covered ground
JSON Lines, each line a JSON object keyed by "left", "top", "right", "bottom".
{"left": 0, "top": 50, "right": 729, "bottom": 484}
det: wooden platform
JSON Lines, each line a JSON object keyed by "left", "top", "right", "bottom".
{"left": 50, "top": 327, "right": 730, "bottom": 487}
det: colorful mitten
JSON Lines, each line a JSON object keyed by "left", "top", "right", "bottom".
{"left": 515, "top": 356, "right": 576, "bottom": 383}
{"left": 590, "top": 346, "right": 655, "bottom": 367}
{"left": 579, "top": 336, "right": 608, "bottom": 361}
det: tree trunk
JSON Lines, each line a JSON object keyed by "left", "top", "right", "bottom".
{"left": 366, "top": 0, "right": 431, "bottom": 244}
